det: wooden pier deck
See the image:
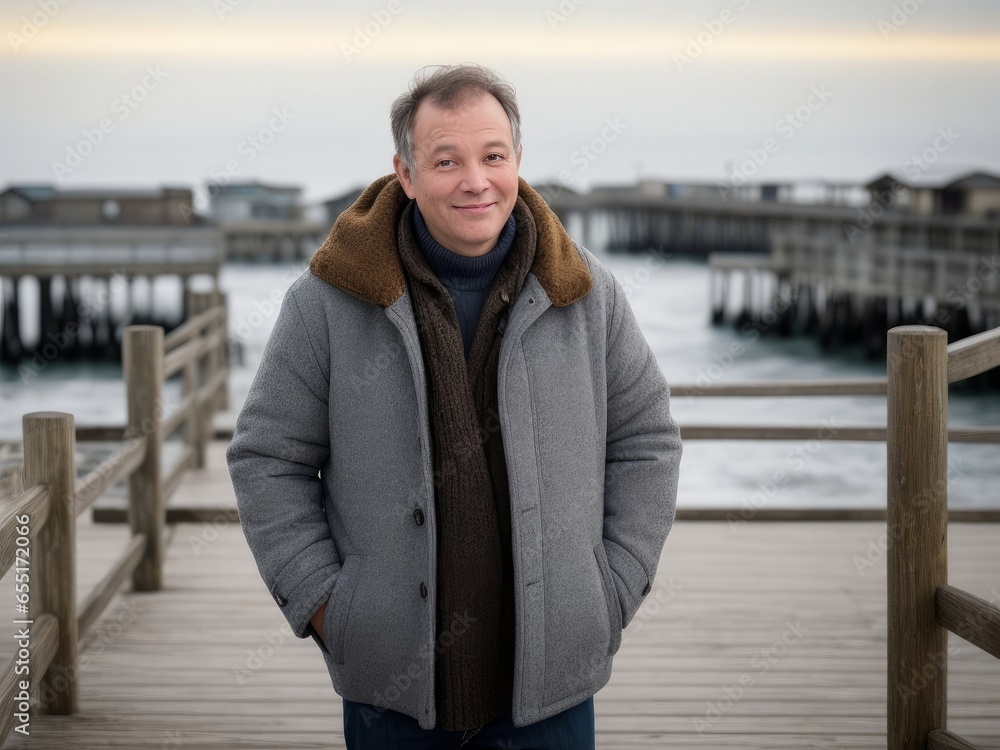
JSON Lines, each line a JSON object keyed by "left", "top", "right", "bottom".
{"left": 2, "top": 440, "right": 998, "bottom": 749}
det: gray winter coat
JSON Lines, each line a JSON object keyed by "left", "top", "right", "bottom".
{"left": 226, "top": 175, "right": 682, "bottom": 730}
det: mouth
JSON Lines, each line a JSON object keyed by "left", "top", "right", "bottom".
{"left": 454, "top": 202, "right": 495, "bottom": 214}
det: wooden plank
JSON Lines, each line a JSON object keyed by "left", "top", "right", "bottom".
{"left": 937, "top": 584, "right": 1000, "bottom": 660}
{"left": 948, "top": 325, "right": 1000, "bottom": 384}
{"left": 75, "top": 437, "right": 146, "bottom": 516}
{"left": 77, "top": 534, "right": 147, "bottom": 638}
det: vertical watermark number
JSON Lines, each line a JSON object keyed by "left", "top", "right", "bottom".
{"left": 13, "top": 513, "right": 32, "bottom": 736}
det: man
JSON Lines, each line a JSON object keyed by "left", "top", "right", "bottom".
{"left": 227, "top": 63, "right": 682, "bottom": 749}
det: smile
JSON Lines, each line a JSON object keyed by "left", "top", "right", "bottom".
{"left": 454, "top": 203, "right": 495, "bottom": 214}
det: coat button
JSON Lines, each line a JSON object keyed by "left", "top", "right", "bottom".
{"left": 420, "top": 582, "right": 428, "bottom": 598}
{"left": 413, "top": 508, "right": 424, "bottom": 526}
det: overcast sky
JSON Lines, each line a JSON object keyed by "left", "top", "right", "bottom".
{"left": 1, "top": 0, "right": 998, "bottom": 207}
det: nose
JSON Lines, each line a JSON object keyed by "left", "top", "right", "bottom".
{"left": 459, "top": 162, "right": 489, "bottom": 194}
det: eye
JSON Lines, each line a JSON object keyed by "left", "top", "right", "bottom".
{"left": 485, "top": 153, "right": 505, "bottom": 162}
{"left": 436, "top": 159, "right": 454, "bottom": 167}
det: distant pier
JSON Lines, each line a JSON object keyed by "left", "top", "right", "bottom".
{"left": 0, "top": 225, "right": 222, "bottom": 365}
{"left": 709, "top": 235, "right": 1000, "bottom": 360}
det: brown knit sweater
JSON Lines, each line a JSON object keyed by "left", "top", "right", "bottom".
{"left": 396, "top": 198, "right": 537, "bottom": 731}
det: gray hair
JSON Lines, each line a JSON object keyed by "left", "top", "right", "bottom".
{"left": 390, "top": 63, "right": 522, "bottom": 170}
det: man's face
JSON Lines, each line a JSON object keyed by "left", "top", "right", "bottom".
{"left": 393, "top": 91, "right": 522, "bottom": 258}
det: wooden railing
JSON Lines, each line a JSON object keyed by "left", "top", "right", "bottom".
{"left": 887, "top": 325, "right": 1000, "bottom": 750}
{"left": 668, "top": 366, "right": 1000, "bottom": 522}
{"left": 0, "top": 293, "right": 228, "bottom": 746}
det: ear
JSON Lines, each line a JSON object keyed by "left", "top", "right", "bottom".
{"left": 393, "top": 155, "right": 417, "bottom": 199}
{"left": 515, "top": 144, "right": 523, "bottom": 170}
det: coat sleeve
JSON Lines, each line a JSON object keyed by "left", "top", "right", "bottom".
{"left": 602, "top": 273, "right": 682, "bottom": 629}
{"left": 225, "top": 279, "right": 340, "bottom": 639}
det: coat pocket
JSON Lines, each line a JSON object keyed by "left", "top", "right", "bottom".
{"left": 323, "top": 554, "right": 361, "bottom": 665}
{"left": 593, "top": 543, "right": 623, "bottom": 656}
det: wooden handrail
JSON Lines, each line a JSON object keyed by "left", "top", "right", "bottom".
{"left": 948, "top": 326, "right": 1000, "bottom": 384}
{"left": 74, "top": 437, "right": 147, "bottom": 516}
{"left": 671, "top": 378, "right": 888, "bottom": 397}
{"left": 77, "top": 534, "right": 147, "bottom": 637}
{"left": 0, "top": 485, "right": 51, "bottom": 580}
{"left": 1, "top": 296, "right": 230, "bottom": 748}
{"left": 162, "top": 445, "right": 195, "bottom": 503}
{"left": 928, "top": 729, "right": 982, "bottom": 750}
{"left": 160, "top": 391, "right": 196, "bottom": 439}
{"left": 936, "top": 584, "right": 1000, "bottom": 660}
{"left": 163, "top": 304, "right": 225, "bottom": 352}
{"left": 678, "top": 425, "right": 1000, "bottom": 443}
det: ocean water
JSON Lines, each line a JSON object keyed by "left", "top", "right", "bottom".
{"left": 2, "top": 253, "right": 998, "bottom": 510}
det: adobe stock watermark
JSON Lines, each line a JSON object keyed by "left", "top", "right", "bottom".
{"left": 619, "top": 246, "right": 674, "bottom": 301}
{"left": 188, "top": 509, "right": 239, "bottom": 556}
{"left": 685, "top": 288, "right": 796, "bottom": 402}
{"left": 937, "top": 253, "right": 1000, "bottom": 326}
{"left": 693, "top": 618, "right": 808, "bottom": 734}
{"left": 896, "top": 589, "right": 1000, "bottom": 701}
{"left": 717, "top": 85, "right": 833, "bottom": 200}
{"left": 190, "top": 107, "right": 296, "bottom": 218}
{"left": 546, "top": 0, "right": 587, "bottom": 29}
{"left": 879, "top": 0, "right": 930, "bottom": 39}
{"left": 673, "top": 0, "right": 751, "bottom": 71}
{"left": 550, "top": 117, "right": 629, "bottom": 192}
{"left": 355, "top": 609, "right": 478, "bottom": 728}
{"left": 232, "top": 620, "right": 295, "bottom": 684}
{"left": 51, "top": 66, "right": 169, "bottom": 182}
{"left": 19, "top": 271, "right": 129, "bottom": 384}
{"left": 340, "top": 0, "right": 408, "bottom": 62}
{"left": 727, "top": 419, "right": 841, "bottom": 532}
{"left": 7, "top": 0, "right": 72, "bottom": 53}
{"left": 229, "top": 264, "right": 306, "bottom": 344}
{"left": 38, "top": 598, "right": 146, "bottom": 706}
{"left": 843, "top": 126, "right": 960, "bottom": 243}
{"left": 213, "top": 0, "right": 245, "bottom": 20}
{"left": 852, "top": 456, "right": 966, "bottom": 576}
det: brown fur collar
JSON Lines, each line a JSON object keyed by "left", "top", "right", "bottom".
{"left": 308, "top": 174, "right": 592, "bottom": 308}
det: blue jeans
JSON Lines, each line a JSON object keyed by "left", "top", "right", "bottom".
{"left": 342, "top": 696, "right": 596, "bottom": 750}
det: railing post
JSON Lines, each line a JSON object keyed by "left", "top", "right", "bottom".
{"left": 21, "top": 411, "right": 78, "bottom": 714}
{"left": 216, "top": 290, "right": 229, "bottom": 413}
{"left": 124, "top": 325, "right": 165, "bottom": 591}
{"left": 887, "top": 325, "right": 949, "bottom": 748}
{"left": 185, "top": 289, "right": 216, "bottom": 466}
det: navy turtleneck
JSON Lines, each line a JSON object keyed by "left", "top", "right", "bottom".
{"left": 412, "top": 201, "right": 516, "bottom": 358}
